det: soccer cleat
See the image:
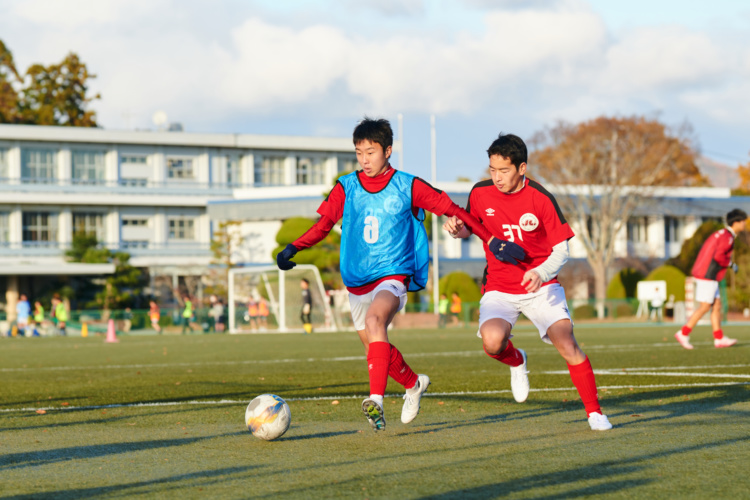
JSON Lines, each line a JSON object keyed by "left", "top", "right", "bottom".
{"left": 714, "top": 336, "right": 738, "bottom": 348}
{"left": 401, "top": 374, "right": 430, "bottom": 424}
{"left": 509, "top": 349, "right": 530, "bottom": 403}
{"left": 588, "top": 412, "right": 613, "bottom": 431}
{"left": 674, "top": 331, "right": 694, "bottom": 350}
{"left": 362, "top": 398, "right": 386, "bottom": 432}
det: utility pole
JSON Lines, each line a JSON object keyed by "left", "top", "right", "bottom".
{"left": 431, "top": 114, "right": 439, "bottom": 315}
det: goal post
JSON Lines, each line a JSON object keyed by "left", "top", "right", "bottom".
{"left": 228, "top": 264, "right": 339, "bottom": 334}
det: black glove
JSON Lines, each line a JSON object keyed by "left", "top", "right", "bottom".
{"left": 488, "top": 238, "right": 525, "bottom": 266}
{"left": 731, "top": 262, "right": 739, "bottom": 273}
{"left": 276, "top": 244, "right": 298, "bottom": 271}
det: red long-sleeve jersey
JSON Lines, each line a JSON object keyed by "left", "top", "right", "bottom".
{"left": 691, "top": 228, "right": 735, "bottom": 282}
{"left": 293, "top": 166, "right": 494, "bottom": 294}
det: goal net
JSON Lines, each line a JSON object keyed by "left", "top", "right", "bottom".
{"left": 228, "top": 264, "right": 339, "bottom": 333}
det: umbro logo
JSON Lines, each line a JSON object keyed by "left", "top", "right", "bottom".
{"left": 485, "top": 208, "right": 495, "bottom": 216}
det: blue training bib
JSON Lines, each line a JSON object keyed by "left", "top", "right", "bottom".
{"left": 339, "top": 170, "right": 429, "bottom": 291}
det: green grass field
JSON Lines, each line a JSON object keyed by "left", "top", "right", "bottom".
{"left": 1, "top": 324, "right": 749, "bottom": 499}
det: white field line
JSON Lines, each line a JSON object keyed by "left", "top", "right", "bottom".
{"left": 542, "top": 370, "right": 750, "bottom": 379}
{"left": 2, "top": 341, "right": 740, "bottom": 373}
{"left": 1, "top": 381, "right": 747, "bottom": 414}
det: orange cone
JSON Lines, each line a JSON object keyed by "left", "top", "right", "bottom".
{"left": 81, "top": 323, "right": 88, "bottom": 338}
{"left": 105, "top": 319, "right": 118, "bottom": 343}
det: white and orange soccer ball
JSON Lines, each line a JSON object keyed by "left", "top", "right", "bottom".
{"left": 245, "top": 394, "right": 291, "bottom": 441}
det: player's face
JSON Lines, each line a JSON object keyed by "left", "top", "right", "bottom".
{"left": 489, "top": 155, "right": 526, "bottom": 193}
{"left": 355, "top": 140, "right": 392, "bottom": 177}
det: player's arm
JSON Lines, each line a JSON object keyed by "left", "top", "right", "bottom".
{"left": 714, "top": 232, "right": 734, "bottom": 268}
{"left": 520, "top": 240, "right": 570, "bottom": 293}
{"left": 276, "top": 184, "right": 344, "bottom": 270}
{"left": 413, "top": 178, "right": 525, "bottom": 265}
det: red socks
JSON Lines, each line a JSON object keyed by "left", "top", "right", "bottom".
{"left": 681, "top": 325, "right": 692, "bottom": 336}
{"left": 713, "top": 329, "right": 724, "bottom": 340}
{"left": 484, "top": 340, "right": 523, "bottom": 367}
{"left": 568, "top": 356, "right": 601, "bottom": 416}
{"left": 367, "top": 341, "right": 391, "bottom": 396}
{"left": 388, "top": 343, "right": 418, "bottom": 390}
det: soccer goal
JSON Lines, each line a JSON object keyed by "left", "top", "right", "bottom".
{"left": 228, "top": 264, "right": 339, "bottom": 334}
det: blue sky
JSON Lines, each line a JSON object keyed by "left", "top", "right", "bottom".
{"left": 1, "top": 0, "right": 749, "bottom": 181}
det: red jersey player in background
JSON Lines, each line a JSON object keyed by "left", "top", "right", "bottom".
{"left": 675, "top": 209, "right": 746, "bottom": 349}
{"left": 443, "top": 133, "right": 612, "bottom": 431}
{"left": 276, "top": 118, "right": 524, "bottom": 432}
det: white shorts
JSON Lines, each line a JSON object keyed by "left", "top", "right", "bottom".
{"left": 348, "top": 280, "right": 407, "bottom": 331}
{"left": 478, "top": 283, "right": 572, "bottom": 344}
{"left": 694, "top": 278, "right": 720, "bottom": 304}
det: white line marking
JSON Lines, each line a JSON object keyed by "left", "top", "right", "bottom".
{"left": 542, "top": 369, "right": 750, "bottom": 378}
{"left": 2, "top": 382, "right": 747, "bottom": 413}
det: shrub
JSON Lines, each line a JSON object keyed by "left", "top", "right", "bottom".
{"left": 644, "top": 265, "right": 686, "bottom": 301}
{"left": 573, "top": 304, "right": 596, "bottom": 319}
{"left": 438, "top": 271, "right": 481, "bottom": 303}
{"left": 606, "top": 268, "right": 644, "bottom": 299}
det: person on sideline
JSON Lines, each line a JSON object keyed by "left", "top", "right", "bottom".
{"left": 51, "top": 294, "right": 68, "bottom": 336}
{"left": 443, "top": 132, "right": 612, "bottom": 431}
{"left": 276, "top": 118, "right": 524, "bottom": 432}
{"left": 149, "top": 300, "right": 162, "bottom": 334}
{"left": 450, "top": 292, "right": 462, "bottom": 326}
{"left": 16, "top": 293, "right": 31, "bottom": 336}
{"left": 438, "top": 293, "right": 450, "bottom": 328}
{"left": 300, "top": 279, "right": 313, "bottom": 334}
{"left": 675, "top": 209, "right": 747, "bottom": 349}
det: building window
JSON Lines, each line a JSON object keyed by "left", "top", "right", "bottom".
{"left": 72, "top": 150, "right": 106, "bottom": 184}
{"left": 664, "top": 216, "right": 682, "bottom": 243}
{"left": 627, "top": 217, "right": 649, "bottom": 243}
{"left": 21, "top": 149, "right": 56, "bottom": 183}
{"left": 167, "top": 158, "right": 194, "bottom": 179}
{"left": 226, "top": 156, "right": 241, "bottom": 186}
{"left": 122, "top": 218, "right": 148, "bottom": 226}
{"left": 73, "top": 213, "right": 106, "bottom": 241}
{"left": 120, "top": 155, "right": 150, "bottom": 186}
{"left": 169, "top": 218, "right": 195, "bottom": 240}
{"left": 0, "top": 148, "right": 8, "bottom": 179}
{"left": 22, "top": 212, "right": 58, "bottom": 243}
{"left": 0, "top": 212, "right": 8, "bottom": 243}
{"left": 254, "top": 155, "right": 285, "bottom": 186}
{"left": 296, "top": 157, "right": 325, "bottom": 185}
{"left": 339, "top": 155, "right": 358, "bottom": 174}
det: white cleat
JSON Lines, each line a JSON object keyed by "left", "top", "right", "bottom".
{"left": 588, "top": 412, "right": 613, "bottom": 431}
{"left": 714, "top": 336, "right": 738, "bottom": 348}
{"left": 674, "top": 331, "right": 694, "bottom": 350}
{"left": 401, "top": 374, "right": 430, "bottom": 424}
{"left": 509, "top": 349, "right": 530, "bottom": 403}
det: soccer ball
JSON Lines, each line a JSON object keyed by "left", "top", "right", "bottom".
{"left": 245, "top": 394, "right": 291, "bottom": 441}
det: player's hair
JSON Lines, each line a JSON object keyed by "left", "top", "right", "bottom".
{"left": 726, "top": 209, "right": 747, "bottom": 226}
{"left": 487, "top": 133, "right": 527, "bottom": 169}
{"left": 301, "top": 278, "right": 309, "bottom": 285}
{"left": 353, "top": 117, "right": 393, "bottom": 152}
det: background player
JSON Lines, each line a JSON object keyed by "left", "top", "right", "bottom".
{"left": 675, "top": 209, "right": 746, "bottom": 349}
{"left": 277, "top": 117, "right": 524, "bottom": 432}
{"left": 443, "top": 133, "right": 612, "bottom": 431}
{"left": 300, "top": 278, "right": 313, "bottom": 334}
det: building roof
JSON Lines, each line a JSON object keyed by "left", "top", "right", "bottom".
{"left": 0, "top": 124, "right": 355, "bottom": 153}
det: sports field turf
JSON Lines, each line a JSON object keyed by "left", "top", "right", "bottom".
{"left": 1, "top": 324, "right": 749, "bottom": 499}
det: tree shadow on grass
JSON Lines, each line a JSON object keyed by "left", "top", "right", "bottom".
{"left": 598, "top": 384, "right": 750, "bottom": 428}
{"left": 0, "top": 465, "right": 261, "bottom": 500}
{"left": 415, "top": 434, "right": 750, "bottom": 499}
{"left": 0, "top": 432, "right": 240, "bottom": 472}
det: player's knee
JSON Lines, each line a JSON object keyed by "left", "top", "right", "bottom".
{"left": 364, "top": 313, "right": 387, "bottom": 333}
{"left": 483, "top": 335, "right": 509, "bottom": 356}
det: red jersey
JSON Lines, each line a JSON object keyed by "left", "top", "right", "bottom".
{"left": 294, "top": 166, "right": 494, "bottom": 295}
{"left": 691, "top": 228, "right": 735, "bottom": 282}
{"left": 467, "top": 178, "right": 574, "bottom": 294}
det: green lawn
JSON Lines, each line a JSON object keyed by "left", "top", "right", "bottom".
{"left": 1, "top": 324, "right": 749, "bottom": 499}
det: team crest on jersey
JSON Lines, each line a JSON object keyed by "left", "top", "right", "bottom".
{"left": 485, "top": 208, "right": 495, "bottom": 216}
{"left": 383, "top": 196, "right": 404, "bottom": 214}
{"left": 519, "top": 213, "right": 539, "bottom": 231}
